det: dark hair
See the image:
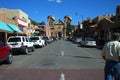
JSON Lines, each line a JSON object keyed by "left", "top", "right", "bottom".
{"left": 112, "top": 32, "right": 120, "bottom": 40}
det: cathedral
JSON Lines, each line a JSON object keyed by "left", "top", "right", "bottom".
{"left": 47, "top": 16, "right": 72, "bottom": 38}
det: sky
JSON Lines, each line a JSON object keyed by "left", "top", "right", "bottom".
{"left": 0, "top": 0, "right": 120, "bottom": 25}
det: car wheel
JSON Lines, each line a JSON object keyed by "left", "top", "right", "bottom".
{"left": 32, "top": 46, "right": 35, "bottom": 51}
{"left": 42, "top": 43, "right": 45, "bottom": 47}
{"left": 24, "top": 47, "right": 29, "bottom": 54}
{"left": 44, "top": 43, "right": 45, "bottom": 47}
{"left": 6, "top": 52, "right": 13, "bottom": 64}
{"left": 79, "top": 43, "right": 82, "bottom": 46}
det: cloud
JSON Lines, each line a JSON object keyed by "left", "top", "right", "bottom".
{"left": 48, "top": 0, "right": 62, "bottom": 3}
{"left": 56, "top": 0, "right": 62, "bottom": 3}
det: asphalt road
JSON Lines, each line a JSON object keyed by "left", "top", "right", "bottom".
{"left": 0, "top": 39, "right": 105, "bottom": 80}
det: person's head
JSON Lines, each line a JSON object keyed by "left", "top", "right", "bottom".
{"left": 111, "top": 32, "right": 120, "bottom": 40}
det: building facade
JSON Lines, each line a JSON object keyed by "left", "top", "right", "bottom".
{"left": 47, "top": 15, "right": 72, "bottom": 38}
{"left": 7, "top": 9, "right": 32, "bottom": 37}
{"left": 0, "top": 8, "right": 33, "bottom": 37}
{"left": 0, "top": 9, "right": 23, "bottom": 42}
{"left": 79, "top": 5, "right": 120, "bottom": 46}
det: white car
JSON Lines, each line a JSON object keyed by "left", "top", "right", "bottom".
{"left": 30, "top": 36, "right": 45, "bottom": 47}
{"left": 80, "top": 38, "right": 96, "bottom": 47}
{"left": 7, "top": 36, "right": 35, "bottom": 54}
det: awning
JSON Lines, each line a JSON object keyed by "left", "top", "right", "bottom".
{"left": 7, "top": 23, "right": 23, "bottom": 34}
{"left": 0, "top": 21, "right": 13, "bottom": 33}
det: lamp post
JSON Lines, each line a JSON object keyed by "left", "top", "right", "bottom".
{"left": 78, "top": 16, "right": 84, "bottom": 40}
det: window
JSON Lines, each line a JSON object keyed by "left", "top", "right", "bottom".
{"left": 8, "top": 38, "right": 21, "bottom": 42}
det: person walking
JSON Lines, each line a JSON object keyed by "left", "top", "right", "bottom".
{"left": 101, "top": 32, "right": 120, "bottom": 80}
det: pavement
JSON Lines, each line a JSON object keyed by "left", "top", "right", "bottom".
{"left": 0, "top": 69, "right": 104, "bottom": 80}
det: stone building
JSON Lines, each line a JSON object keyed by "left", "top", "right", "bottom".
{"left": 47, "top": 16, "right": 55, "bottom": 37}
{"left": 47, "top": 16, "right": 72, "bottom": 38}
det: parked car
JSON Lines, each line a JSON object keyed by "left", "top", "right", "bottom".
{"left": 7, "top": 36, "right": 35, "bottom": 54}
{"left": 50, "top": 36, "right": 57, "bottom": 41}
{"left": 80, "top": 38, "right": 96, "bottom": 47}
{"left": 74, "top": 37, "right": 82, "bottom": 43}
{"left": 42, "top": 36, "right": 50, "bottom": 44}
{"left": 30, "top": 36, "right": 45, "bottom": 47}
{"left": 0, "top": 41, "right": 13, "bottom": 64}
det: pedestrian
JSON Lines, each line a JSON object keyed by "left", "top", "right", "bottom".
{"left": 101, "top": 32, "right": 120, "bottom": 80}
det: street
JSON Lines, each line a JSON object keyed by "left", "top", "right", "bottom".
{"left": 0, "top": 39, "right": 105, "bottom": 80}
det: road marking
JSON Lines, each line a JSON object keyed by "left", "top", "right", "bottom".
{"left": 61, "top": 51, "right": 64, "bottom": 56}
{"left": 60, "top": 73, "right": 65, "bottom": 80}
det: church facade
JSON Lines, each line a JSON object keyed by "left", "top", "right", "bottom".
{"left": 47, "top": 16, "right": 72, "bottom": 38}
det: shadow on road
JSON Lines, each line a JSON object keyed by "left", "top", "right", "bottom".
{"left": 72, "top": 55, "right": 100, "bottom": 59}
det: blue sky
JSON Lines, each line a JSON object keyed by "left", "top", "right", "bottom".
{"left": 0, "top": 0, "right": 120, "bottom": 25}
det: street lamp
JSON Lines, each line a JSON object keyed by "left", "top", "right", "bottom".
{"left": 80, "top": 22, "right": 83, "bottom": 29}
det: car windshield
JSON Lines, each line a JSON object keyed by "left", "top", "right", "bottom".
{"left": 42, "top": 37, "right": 49, "bottom": 40}
{"left": 85, "top": 38, "right": 94, "bottom": 41}
{"left": 30, "top": 37, "right": 39, "bottom": 40}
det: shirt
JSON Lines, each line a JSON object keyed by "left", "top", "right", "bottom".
{"left": 101, "top": 40, "right": 120, "bottom": 62}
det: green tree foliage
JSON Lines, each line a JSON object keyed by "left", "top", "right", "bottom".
{"left": 29, "top": 18, "right": 46, "bottom": 25}
{"left": 29, "top": 18, "right": 38, "bottom": 25}
{"left": 38, "top": 21, "right": 46, "bottom": 25}
{"left": 66, "top": 22, "right": 72, "bottom": 36}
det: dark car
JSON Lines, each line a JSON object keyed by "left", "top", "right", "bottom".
{"left": 0, "top": 41, "right": 13, "bottom": 64}
{"left": 42, "top": 36, "right": 49, "bottom": 45}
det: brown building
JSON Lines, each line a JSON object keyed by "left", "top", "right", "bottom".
{"left": 37, "top": 25, "right": 51, "bottom": 37}
{"left": 95, "top": 5, "right": 120, "bottom": 42}
{"left": 80, "top": 5, "right": 120, "bottom": 46}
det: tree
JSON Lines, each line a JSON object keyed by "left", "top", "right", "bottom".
{"left": 29, "top": 18, "right": 38, "bottom": 25}
{"left": 66, "top": 22, "right": 72, "bottom": 36}
{"left": 38, "top": 21, "right": 46, "bottom": 25}
{"left": 29, "top": 18, "right": 46, "bottom": 25}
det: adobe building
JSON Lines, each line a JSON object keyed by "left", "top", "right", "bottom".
{"left": 111, "top": 4, "right": 120, "bottom": 32}
{"left": 0, "top": 9, "right": 23, "bottom": 42}
{"left": 96, "top": 4, "right": 120, "bottom": 42}
{"left": 81, "top": 5, "right": 120, "bottom": 46}
{"left": 0, "top": 8, "right": 33, "bottom": 37}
